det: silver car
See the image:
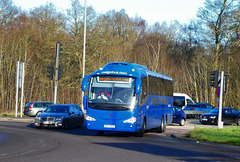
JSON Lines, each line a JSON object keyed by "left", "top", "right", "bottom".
{"left": 23, "top": 101, "right": 53, "bottom": 117}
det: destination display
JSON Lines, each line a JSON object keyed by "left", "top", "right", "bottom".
{"left": 98, "top": 76, "right": 130, "bottom": 82}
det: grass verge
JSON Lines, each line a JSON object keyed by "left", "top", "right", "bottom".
{"left": 189, "top": 126, "right": 240, "bottom": 146}
{"left": 0, "top": 114, "right": 27, "bottom": 117}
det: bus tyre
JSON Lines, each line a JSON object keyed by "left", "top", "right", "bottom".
{"left": 163, "top": 117, "right": 167, "bottom": 132}
{"left": 156, "top": 117, "right": 164, "bottom": 133}
{"left": 97, "top": 131, "right": 104, "bottom": 136}
{"left": 136, "top": 120, "right": 145, "bottom": 137}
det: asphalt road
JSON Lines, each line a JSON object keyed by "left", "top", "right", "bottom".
{"left": 0, "top": 120, "right": 240, "bottom": 162}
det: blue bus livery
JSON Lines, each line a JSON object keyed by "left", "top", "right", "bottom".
{"left": 82, "top": 62, "right": 173, "bottom": 137}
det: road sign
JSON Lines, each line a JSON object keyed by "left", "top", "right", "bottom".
{"left": 216, "top": 87, "right": 220, "bottom": 98}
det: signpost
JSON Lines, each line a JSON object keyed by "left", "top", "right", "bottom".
{"left": 210, "top": 70, "right": 230, "bottom": 129}
{"left": 217, "top": 71, "right": 224, "bottom": 129}
{"left": 216, "top": 87, "right": 220, "bottom": 98}
{"left": 15, "top": 61, "right": 25, "bottom": 118}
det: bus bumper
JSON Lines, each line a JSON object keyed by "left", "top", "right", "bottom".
{"left": 86, "top": 120, "right": 137, "bottom": 132}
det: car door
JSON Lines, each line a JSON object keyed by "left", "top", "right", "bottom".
{"left": 231, "top": 109, "right": 240, "bottom": 123}
{"left": 222, "top": 109, "right": 232, "bottom": 123}
{"left": 74, "top": 105, "right": 81, "bottom": 124}
{"left": 68, "top": 106, "right": 76, "bottom": 126}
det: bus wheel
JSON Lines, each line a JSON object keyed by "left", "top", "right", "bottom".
{"left": 97, "top": 131, "right": 104, "bottom": 136}
{"left": 156, "top": 117, "right": 164, "bottom": 133}
{"left": 136, "top": 120, "right": 145, "bottom": 137}
{"left": 163, "top": 117, "right": 167, "bottom": 132}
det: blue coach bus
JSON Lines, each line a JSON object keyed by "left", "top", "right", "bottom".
{"left": 82, "top": 62, "right": 173, "bottom": 137}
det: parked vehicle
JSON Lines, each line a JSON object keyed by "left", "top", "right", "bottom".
{"left": 173, "top": 93, "right": 194, "bottom": 109}
{"left": 199, "top": 107, "right": 240, "bottom": 125}
{"left": 35, "top": 104, "right": 84, "bottom": 129}
{"left": 172, "top": 106, "right": 186, "bottom": 126}
{"left": 184, "top": 103, "right": 215, "bottom": 119}
{"left": 24, "top": 101, "right": 53, "bottom": 117}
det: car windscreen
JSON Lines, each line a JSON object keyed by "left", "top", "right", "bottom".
{"left": 173, "top": 107, "right": 182, "bottom": 113}
{"left": 88, "top": 76, "right": 136, "bottom": 110}
{"left": 210, "top": 108, "right": 219, "bottom": 113}
{"left": 186, "top": 104, "right": 199, "bottom": 108}
{"left": 173, "top": 96, "right": 185, "bottom": 107}
{"left": 45, "top": 106, "right": 69, "bottom": 113}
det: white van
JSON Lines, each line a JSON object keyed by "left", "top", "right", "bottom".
{"left": 173, "top": 93, "right": 194, "bottom": 109}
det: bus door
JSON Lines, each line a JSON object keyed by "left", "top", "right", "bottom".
{"left": 150, "top": 97, "right": 161, "bottom": 128}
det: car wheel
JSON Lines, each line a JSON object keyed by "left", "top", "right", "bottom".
{"left": 179, "top": 118, "right": 185, "bottom": 126}
{"left": 77, "top": 118, "right": 84, "bottom": 128}
{"left": 136, "top": 120, "right": 145, "bottom": 137}
{"left": 64, "top": 119, "right": 69, "bottom": 129}
{"left": 35, "top": 126, "right": 41, "bottom": 129}
{"left": 236, "top": 118, "right": 240, "bottom": 126}
{"left": 200, "top": 121, "right": 207, "bottom": 125}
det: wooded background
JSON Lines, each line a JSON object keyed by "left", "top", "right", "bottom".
{"left": 0, "top": 0, "right": 239, "bottom": 113}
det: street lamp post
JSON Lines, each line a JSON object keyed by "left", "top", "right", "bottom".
{"left": 82, "top": 0, "right": 87, "bottom": 112}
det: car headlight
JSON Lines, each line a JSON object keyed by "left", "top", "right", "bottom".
{"left": 86, "top": 115, "right": 96, "bottom": 121}
{"left": 123, "top": 117, "right": 136, "bottom": 124}
{"left": 55, "top": 117, "right": 64, "bottom": 121}
{"left": 35, "top": 116, "right": 41, "bottom": 120}
{"left": 210, "top": 116, "right": 216, "bottom": 119}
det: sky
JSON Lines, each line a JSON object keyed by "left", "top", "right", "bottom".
{"left": 12, "top": 0, "right": 206, "bottom": 25}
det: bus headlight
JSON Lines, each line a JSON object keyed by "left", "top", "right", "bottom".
{"left": 123, "top": 117, "right": 136, "bottom": 124}
{"left": 86, "top": 115, "right": 96, "bottom": 121}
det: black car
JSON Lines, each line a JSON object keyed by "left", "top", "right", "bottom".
{"left": 172, "top": 106, "right": 186, "bottom": 126}
{"left": 199, "top": 107, "right": 240, "bottom": 125}
{"left": 35, "top": 104, "right": 84, "bottom": 129}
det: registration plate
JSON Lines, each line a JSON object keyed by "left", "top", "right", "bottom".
{"left": 43, "top": 121, "right": 52, "bottom": 124}
{"left": 104, "top": 124, "right": 115, "bottom": 128}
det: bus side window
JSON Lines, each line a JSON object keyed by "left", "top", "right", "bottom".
{"left": 139, "top": 77, "right": 148, "bottom": 106}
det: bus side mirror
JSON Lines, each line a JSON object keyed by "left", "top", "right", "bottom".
{"left": 82, "top": 75, "right": 91, "bottom": 92}
{"left": 83, "top": 95, "right": 87, "bottom": 109}
{"left": 135, "top": 78, "right": 141, "bottom": 94}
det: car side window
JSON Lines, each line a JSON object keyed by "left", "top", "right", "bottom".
{"left": 69, "top": 106, "right": 74, "bottom": 113}
{"left": 224, "top": 109, "right": 231, "bottom": 114}
{"left": 45, "top": 103, "right": 52, "bottom": 107}
{"left": 187, "top": 99, "right": 193, "bottom": 104}
{"left": 74, "top": 106, "right": 80, "bottom": 113}
{"left": 34, "top": 103, "right": 42, "bottom": 108}
{"left": 206, "top": 104, "right": 211, "bottom": 108}
{"left": 232, "top": 109, "right": 239, "bottom": 114}
{"left": 75, "top": 105, "right": 81, "bottom": 111}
